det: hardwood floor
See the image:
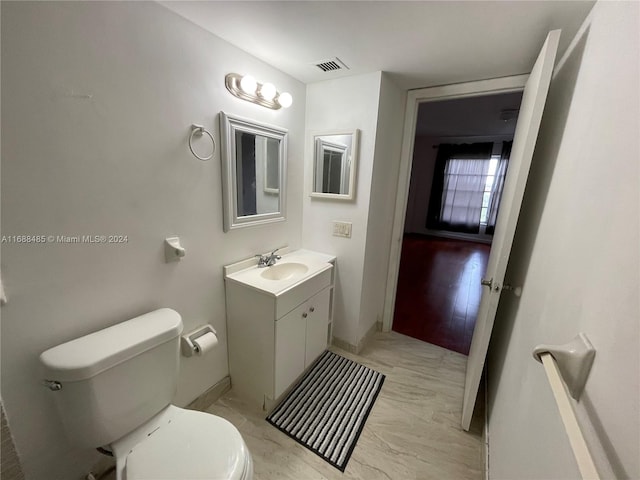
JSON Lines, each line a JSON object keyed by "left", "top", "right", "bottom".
{"left": 392, "top": 235, "right": 490, "bottom": 355}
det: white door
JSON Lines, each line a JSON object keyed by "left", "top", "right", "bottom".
{"left": 461, "top": 30, "right": 561, "bottom": 430}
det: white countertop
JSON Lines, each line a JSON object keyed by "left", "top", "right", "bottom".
{"left": 223, "top": 248, "right": 336, "bottom": 296}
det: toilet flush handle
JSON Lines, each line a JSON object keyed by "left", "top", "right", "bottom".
{"left": 42, "top": 379, "right": 62, "bottom": 391}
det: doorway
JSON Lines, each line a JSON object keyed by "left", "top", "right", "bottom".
{"left": 384, "top": 31, "right": 559, "bottom": 430}
{"left": 389, "top": 91, "right": 523, "bottom": 354}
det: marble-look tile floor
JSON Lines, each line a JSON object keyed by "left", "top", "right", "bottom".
{"left": 207, "top": 331, "right": 485, "bottom": 480}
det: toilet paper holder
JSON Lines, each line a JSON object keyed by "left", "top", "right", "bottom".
{"left": 181, "top": 324, "right": 217, "bottom": 357}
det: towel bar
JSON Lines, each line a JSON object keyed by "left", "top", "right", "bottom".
{"left": 533, "top": 334, "right": 599, "bottom": 479}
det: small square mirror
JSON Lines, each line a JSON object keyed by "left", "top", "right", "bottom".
{"left": 310, "top": 129, "right": 359, "bottom": 200}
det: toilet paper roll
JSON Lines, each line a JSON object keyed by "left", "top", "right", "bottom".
{"left": 193, "top": 332, "right": 218, "bottom": 355}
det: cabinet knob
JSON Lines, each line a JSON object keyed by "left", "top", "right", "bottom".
{"left": 302, "top": 312, "right": 308, "bottom": 318}
{"left": 309, "top": 306, "right": 315, "bottom": 312}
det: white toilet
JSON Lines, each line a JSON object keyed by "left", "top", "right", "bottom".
{"left": 39, "top": 308, "right": 253, "bottom": 480}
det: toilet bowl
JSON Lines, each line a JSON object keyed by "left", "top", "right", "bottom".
{"left": 111, "top": 406, "right": 252, "bottom": 480}
{"left": 39, "top": 308, "right": 253, "bottom": 480}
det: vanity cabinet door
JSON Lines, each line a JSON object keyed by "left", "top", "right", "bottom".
{"left": 305, "top": 288, "right": 331, "bottom": 367}
{"left": 274, "top": 303, "right": 307, "bottom": 398}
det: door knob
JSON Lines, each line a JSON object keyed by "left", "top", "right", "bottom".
{"left": 481, "top": 278, "right": 501, "bottom": 292}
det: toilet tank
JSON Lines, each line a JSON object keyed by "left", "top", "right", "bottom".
{"left": 40, "top": 308, "right": 183, "bottom": 448}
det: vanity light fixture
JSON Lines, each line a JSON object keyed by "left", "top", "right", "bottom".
{"left": 225, "top": 73, "right": 292, "bottom": 110}
{"left": 259, "top": 82, "right": 276, "bottom": 101}
{"left": 278, "top": 92, "right": 293, "bottom": 109}
{"left": 239, "top": 75, "right": 257, "bottom": 94}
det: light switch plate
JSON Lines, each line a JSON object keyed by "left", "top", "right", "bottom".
{"left": 332, "top": 221, "right": 352, "bottom": 238}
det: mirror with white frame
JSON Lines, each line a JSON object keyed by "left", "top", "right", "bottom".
{"left": 310, "top": 130, "right": 359, "bottom": 200}
{"left": 220, "top": 112, "right": 288, "bottom": 231}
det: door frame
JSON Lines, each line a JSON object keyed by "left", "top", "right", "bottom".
{"left": 382, "top": 75, "right": 529, "bottom": 332}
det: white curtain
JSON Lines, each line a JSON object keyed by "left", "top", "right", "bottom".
{"left": 440, "top": 158, "right": 490, "bottom": 230}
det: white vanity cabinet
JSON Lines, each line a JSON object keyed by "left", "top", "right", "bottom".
{"left": 224, "top": 251, "right": 335, "bottom": 410}
{"left": 275, "top": 288, "right": 331, "bottom": 397}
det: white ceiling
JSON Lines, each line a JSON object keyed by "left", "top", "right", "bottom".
{"left": 161, "top": 1, "right": 594, "bottom": 90}
{"left": 416, "top": 91, "right": 523, "bottom": 137}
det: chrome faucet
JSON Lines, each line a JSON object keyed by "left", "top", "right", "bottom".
{"left": 255, "top": 248, "right": 281, "bottom": 268}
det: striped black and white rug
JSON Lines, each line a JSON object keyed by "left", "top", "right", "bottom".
{"left": 266, "top": 350, "right": 385, "bottom": 472}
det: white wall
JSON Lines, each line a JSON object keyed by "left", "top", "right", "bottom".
{"left": 303, "top": 72, "right": 383, "bottom": 346}
{"left": 303, "top": 72, "right": 404, "bottom": 347}
{"left": 359, "top": 74, "right": 405, "bottom": 340}
{"left": 487, "top": 2, "right": 639, "bottom": 478}
{"left": 0, "top": 2, "right": 305, "bottom": 479}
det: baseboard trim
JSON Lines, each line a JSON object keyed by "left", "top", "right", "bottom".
{"left": 408, "top": 230, "right": 493, "bottom": 245}
{"left": 357, "top": 320, "right": 381, "bottom": 354}
{"left": 186, "top": 376, "right": 231, "bottom": 412}
{"left": 332, "top": 321, "right": 381, "bottom": 355}
{"left": 331, "top": 336, "right": 357, "bottom": 354}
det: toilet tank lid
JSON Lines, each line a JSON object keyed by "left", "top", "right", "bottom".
{"left": 40, "top": 308, "right": 183, "bottom": 382}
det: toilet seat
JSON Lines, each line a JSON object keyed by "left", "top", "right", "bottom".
{"left": 121, "top": 407, "right": 252, "bottom": 480}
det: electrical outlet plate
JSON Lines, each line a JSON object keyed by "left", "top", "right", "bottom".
{"left": 332, "top": 221, "right": 352, "bottom": 238}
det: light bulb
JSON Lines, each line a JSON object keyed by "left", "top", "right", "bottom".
{"left": 239, "top": 75, "right": 257, "bottom": 94}
{"left": 277, "top": 92, "right": 293, "bottom": 108}
{"left": 260, "top": 82, "right": 276, "bottom": 101}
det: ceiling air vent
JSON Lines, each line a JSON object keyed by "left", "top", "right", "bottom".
{"left": 313, "top": 57, "right": 349, "bottom": 73}
{"left": 500, "top": 109, "right": 520, "bottom": 122}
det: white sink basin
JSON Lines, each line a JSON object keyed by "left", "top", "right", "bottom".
{"left": 224, "top": 249, "right": 336, "bottom": 296}
{"left": 261, "top": 262, "right": 308, "bottom": 281}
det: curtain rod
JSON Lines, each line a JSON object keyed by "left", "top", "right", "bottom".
{"left": 424, "top": 134, "right": 514, "bottom": 139}
{"left": 431, "top": 136, "right": 513, "bottom": 149}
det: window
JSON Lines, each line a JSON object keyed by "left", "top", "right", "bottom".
{"left": 426, "top": 142, "right": 509, "bottom": 235}
{"left": 480, "top": 155, "right": 501, "bottom": 225}
{"left": 440, "top": 157, "right": 490, "bottom": 231}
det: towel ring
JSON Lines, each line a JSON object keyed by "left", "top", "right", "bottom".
{"left": 189, "top": 124, "right": 215, "bottom": 161}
